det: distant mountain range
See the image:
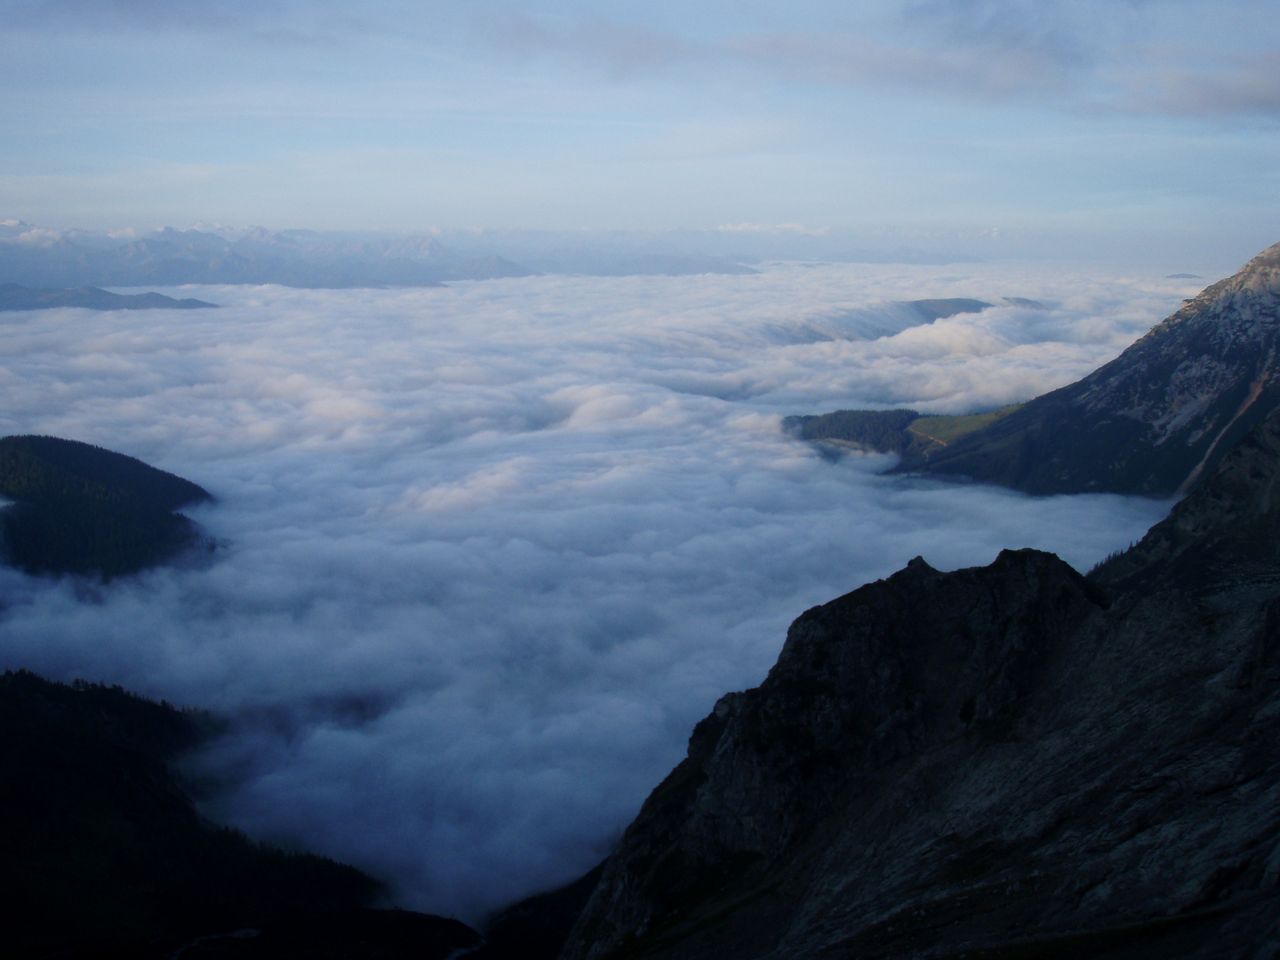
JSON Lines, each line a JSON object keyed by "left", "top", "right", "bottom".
{"left": 894, "top": 296, "right": 1046, "bottom": 322}
{"left": 0, "top": 221, "right": 766, "bottom": 286}
{"left": 0, "top": 282, "right": 217, "bottom": 311}
{"left": 0, "top": 223, "right": 520, "bottom": 287}
{"left": 792, "top": 241, "right": 1280, "bottom": 496}
{"left": 0, "top": 218, "right": 998, "bottom": 288}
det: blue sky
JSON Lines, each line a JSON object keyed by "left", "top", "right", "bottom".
{"left": 2, "top": 0, "right": 1277, "bottom": 263}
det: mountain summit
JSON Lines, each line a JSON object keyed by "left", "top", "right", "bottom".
{"left": 895, "top": 242, "right": 1280, "bottom": 495}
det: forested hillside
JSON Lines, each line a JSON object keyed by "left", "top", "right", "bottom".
{"left": 0, "top": 435, "right": 213, "bottom": 578}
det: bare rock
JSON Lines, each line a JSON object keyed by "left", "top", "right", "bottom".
{"left": 562, "top": 410, "right": 1280, "bottom": 960}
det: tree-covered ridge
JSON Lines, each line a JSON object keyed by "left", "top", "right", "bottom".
{"left": 0, "top": 669, "right": 483, "bottom": 959}
{"left": 904, "top": 297, "right": 992, "bottom": 321}
{"left": 782, "top": 409, "right": 922, "bottom": 453}
{"left": 0, "top": 435, "right": 211, "bottom": 510}
{"left": 783, "top": 406, "right": 1020, "bottom": 458}
{"left": 0, "top": 435, "right": 214, "bottom": 578}
{"left": 0, "top": 283, "right": 217, "bottom": 311}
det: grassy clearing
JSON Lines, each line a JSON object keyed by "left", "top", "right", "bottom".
{"left": 908, "top": 404, "right": 1023, "bottom": 448}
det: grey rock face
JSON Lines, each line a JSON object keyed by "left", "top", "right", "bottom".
{"left": 899, "top": 242, "right": 1280, "bottom": 495}
{"left": 1093, "top": 403, "right": 1280, "bottom": 595}
{"left": 562, "top": 412, "right": 1280, "bottom": 960}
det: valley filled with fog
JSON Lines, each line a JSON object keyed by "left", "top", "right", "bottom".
{"left": 0, "top": 261, "right": 1187, "bottom": 921}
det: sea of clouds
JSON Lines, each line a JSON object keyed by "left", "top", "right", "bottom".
{"left": 0, "top": 262, "right": 1191, "bottom": 921}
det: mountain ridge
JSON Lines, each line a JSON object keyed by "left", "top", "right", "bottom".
{"left": 0, "top": 282, "right": 217, "bottom": 311}
{"left": 558, "top": 406, "right": 1280, "bottom": 959}
{"left": 894, "top": 241, "right": 1280, "bottom": 495}
{"left": 0, "top": 222, "right": 768, "bottom": 287}
{"left": 0, "top": 435, "right": 214, "bottom": 578}
{"left": 788, "top": 241, "right": 1280, "bottom": 497}
{"left": 0, "top": 669, "right": 484, "bottom": 959}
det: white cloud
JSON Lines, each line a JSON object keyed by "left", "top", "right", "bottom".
{"left": 13, "top": 226, "right": 63, "bottom": 246}
{"left": 0, "top": 262, "right": 1184, "bottom": 921}
{"left": 715, "top": 222, "right": 829, "bottom": 235}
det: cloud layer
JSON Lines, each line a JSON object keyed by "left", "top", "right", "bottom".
{"left": 0, "top": 263, "right": 1186, "bottom": 920}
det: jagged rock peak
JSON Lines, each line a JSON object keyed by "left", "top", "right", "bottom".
{"left": 562, "top": 548, "right": 1110, "bottom": 960}
{"left": 1211, "top": 239, "right": 1280, "bottom": 295}
{"left": 1144, "top": 239, "right": 1280, "bottom": 346}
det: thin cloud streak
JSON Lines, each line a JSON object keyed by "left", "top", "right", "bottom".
{"left": 1133, "top": 52, "right": 1280, "bottom": 118}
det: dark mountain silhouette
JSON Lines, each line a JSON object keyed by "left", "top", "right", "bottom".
{"left": 903, "top": 297, "right": 992, "bottom": 321}
{"left": 471, "top": 863, "right": 606, "bottom": 960}
{"left": 790, "top": 242, "right": 1280, "bottom": 497}
{"left": 558, "top": 406, "right": 1280, "bottom": 959}
{"left": 0, "top": 669, "right": 483, "bottom": 959}
{"left": 0, "top": 435, "right": 213, "bottom": 578}
{"left": 0, "top": 283, "right": 217, "bottom": 311}
{"left": 784, "top": 408, "right": 924, "bottom": 455}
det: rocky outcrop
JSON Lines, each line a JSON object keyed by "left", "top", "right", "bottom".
{"left": 561, "top": 411, "right": 1280, "bottom": 960}
{"left": 894, "top": 241, "right": 1280, "bottom": 495}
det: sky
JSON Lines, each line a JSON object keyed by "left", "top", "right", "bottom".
{"left": 1, "top": 0, "right": 1277, "bottom": 263}
{"left": 0, "top": 262, "right": 1186, "bottom": 920}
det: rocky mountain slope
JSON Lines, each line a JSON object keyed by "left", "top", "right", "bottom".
{"left": 893, "top": 241, "right": 1280, "bottom": 494}
{"left": 559, "top": 409, "right": 1280, "bottom": 960}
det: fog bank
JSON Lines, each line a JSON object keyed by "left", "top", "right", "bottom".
{"left": 0, "top": 262, "right": 1186, "bottom": 920}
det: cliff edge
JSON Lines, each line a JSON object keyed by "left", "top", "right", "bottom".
{"left": 562, "top": 411, "right": 1280, "bottom": 959}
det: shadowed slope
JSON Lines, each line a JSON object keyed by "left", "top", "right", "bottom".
{"left": 0, "top": 435, "right": 213, "bottom": 578}
{"left": 562, "top": 410, "right": 1280, "bottom": 960}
